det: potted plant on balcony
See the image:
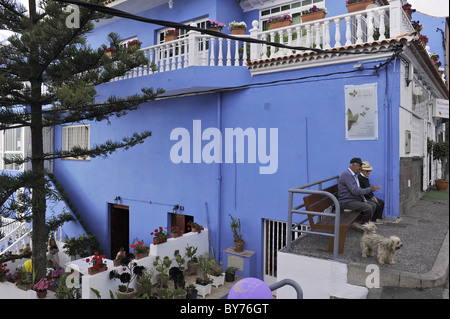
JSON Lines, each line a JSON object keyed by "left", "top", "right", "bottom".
{"left": 165, "top": 29, "right": 179, "bottom": 42}
{"left": 130, "top": 238, "right": 149, "bottom": 259}
{"left": 229, "top": 214, "right": 244, "bottom": 252}
{"left": 104, "top": 47, "right": 113, "bottom": 57}
{"left": 151, "top": 226, "right": 169, "bottom": 245}
{"left": 402, "top": 3, "right": 416, "bottom": 20}
{"left": 433, "top": 141, "right": 449, "bottom": 191}
{"left": 418, "top": 34, "right": 429, "bottom": 46}
{"left": 109, "top": 253, "right": 145, "bottom": 299}
{"left": 229, "top": 21, "right": 247, "bottom": 35}
{"left": 127, "top": 39, "right": 142, "bottom": 51}
{"left": 206, "top": 19, "right": 226, "bottom": 32}
{"left": 301, "top": 6, "right": 327, "bottom": 23}
{"left": 267, "top": 14, "right": 293, "bottom": 30}
{"left": 429, "top": 53, "right": 442, "bottom": 70}
{"left": 345, "top": 0, "right": 376, "bottom": 13}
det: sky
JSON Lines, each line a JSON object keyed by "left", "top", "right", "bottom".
{"left": 1, "top": 0, "right": 449, "bottom": 42}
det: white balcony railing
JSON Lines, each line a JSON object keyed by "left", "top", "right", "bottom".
{"left": 111, "top": 0, "right": 414, "bottom": 81}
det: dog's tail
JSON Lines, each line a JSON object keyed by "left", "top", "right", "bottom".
{"left": 362, "top": 222, "right": 377, "bottom": 234}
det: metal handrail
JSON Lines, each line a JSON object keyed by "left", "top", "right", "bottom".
{"left": 269, "top": 279, "right": 303, "bottom": 299}
{"left": 287, "top": 176, "right": 342, "bottom": 260}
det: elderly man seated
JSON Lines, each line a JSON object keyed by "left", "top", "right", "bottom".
{"left": 338, "top": 158, "right": 381, "bottom": 231}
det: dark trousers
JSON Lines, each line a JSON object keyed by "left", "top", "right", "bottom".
{"left": 369, "top": 198, "right": 384, "bottom": 221}
{"left": 340, "top": 200, "right": 376, "bottom": 224}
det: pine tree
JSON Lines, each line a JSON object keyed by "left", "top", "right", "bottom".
{"left": 0, "top": 0, "right": 163, "bottom": 280}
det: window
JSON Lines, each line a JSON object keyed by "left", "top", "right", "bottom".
{"left": 62, "top": 124, "right": 90, "bottom": 160}
{"left": 157, "top": 18, "right": 208, "bottom": 44}
{"left": 260, "top": 0, "right": 325, "bottom": 31}
{"left": 1, "top": 127, "right": 24, "bottom": 171}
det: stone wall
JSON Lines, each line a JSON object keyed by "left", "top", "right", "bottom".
{"left": 399, "top": 157, "right": 424, "bottom": 216}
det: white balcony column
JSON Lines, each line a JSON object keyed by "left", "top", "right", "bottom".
{"left": 356, "top": 14, "right": 363, "bottom": 44}
{"left": 379, "top": 11, "right": 386, "bottom": 41}
{"left": 249, "top": 20, "right": 261, "bottom": 62}
{"left": 334, "top": 18, "right": 342, "bottom": 48}
{"left": 210, "top": 38, "right": 216, "bottom": 66}
{"left": 345, "top": 16, "right": 352, "bottom": 46}
{"left": 367, "top": 11, "right": 374, "bottom": 42}
{"left": 389, "top": 0, "right": 403, "bottom": 38}
{"left": 188, "top": 23, "right": 200, "bottom": 67}
{"left": 324, "top": 20, "right": 331, "bottom": 49}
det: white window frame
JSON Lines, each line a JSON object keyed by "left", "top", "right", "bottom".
{"left": 61, "top": 124, "right": 90, "bottom": 161}
{"left": 1, "top": 127, "right": 25, "bottom": 171}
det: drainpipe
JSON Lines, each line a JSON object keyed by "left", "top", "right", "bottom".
{"left": 216, "top": 93, "right": 223, "bottom": 264}
{"left": 383, "top": 61, "right": 394, "bottom": 218}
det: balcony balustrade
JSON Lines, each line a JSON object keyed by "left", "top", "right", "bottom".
{"left": 110, "top": 0, "right": 414, "bottom": 82}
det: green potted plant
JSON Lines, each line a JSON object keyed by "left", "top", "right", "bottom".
{"left": 225, "top": 267, "right": 237, "bottom": 282}
{"left": 109, "top": 253, "right": 145, "bottom": 299}
{"left": 185, "top": 244, "right": 199, "bottom": 275}
{"left": 33, "top": 277, "right": 49, "bottom": 298}
{"left": 136, "top": 267, "right": 154, "bottom": 298}
{"left": 433, "top": 141, "right": 449, "bottom": 191}
{"left": 63, "top": 233, "right": 101, "bottom": 259}
{"left": 113, "top": 247, "right": 126, "bottom": 267}
{"left": 195, "top": 253, "right": 214, "bottom": 298}
{"left": 301, "top": 5, "right": 327, "bottom": 23}
{"left": 187, "top": 220, "right": 204, "bottom": 233}
{"left": 164, "top": 29, "right": 179, "bottom": 42}
{"left": 174, "top": 249, "right": 186, "bottom": 273}
{"left": 229, "top": 214, "right": 244, "bottom": 252}
{"left": 153, "top": 255, "right": 172, "bottom": 297}
{"left": 173, "top": 287, "right": 187, "bottom": 299}
{"left": 186, "top": 284, "right": 198, "bottom": 299}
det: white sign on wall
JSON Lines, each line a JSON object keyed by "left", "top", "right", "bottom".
{"left": 434, "top": 99, "right": 449, "bottom": 119}
{"left": 345, "top": 83, "right": 379, "bottom": 140}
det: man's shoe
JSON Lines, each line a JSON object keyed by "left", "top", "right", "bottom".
{"left": 352, "top": 222, "right": 364, "bottom": 233}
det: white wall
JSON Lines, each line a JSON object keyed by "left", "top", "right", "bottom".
{"left": 74, "top": 230, "right": 210, "bottom": 299}
{"left": 276, "top": 251, "right": 368, "bottom": 299}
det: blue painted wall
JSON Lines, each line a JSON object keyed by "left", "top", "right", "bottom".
{"left": 50, "top": 0, "right": 442, "bottom": 280}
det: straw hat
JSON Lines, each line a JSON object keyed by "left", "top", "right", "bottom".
{"left": 361, "top": 161, "right": 373, "bottom": 171}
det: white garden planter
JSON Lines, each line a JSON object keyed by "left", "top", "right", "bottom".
{"left": 195, "top": 283, "right": 212, "bottom": 298}
{"left": 209, "top": 273, "right": 225, "bottom": 288}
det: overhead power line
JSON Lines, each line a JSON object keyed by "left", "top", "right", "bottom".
{"left": 53, "top": 0, "right": 400, "bottom": 56}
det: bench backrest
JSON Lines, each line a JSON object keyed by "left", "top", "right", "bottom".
{"left": 303, "top": 185, "right": 338, "bottom": 226}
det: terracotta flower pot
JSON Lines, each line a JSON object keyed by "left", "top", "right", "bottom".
{"left": 36, "top": 290, "right": 47, "bottom": 299}
{"left": 231, "top": 28, "right": 246, "bottom": 35}
{"left": 435, "top": 179, "right": 449, "bottom": 191}
{"left": 302, "top": 11, "right": 326, "bottom": 23}
{"left": 269, "top": 20, "right": 292, "bottom": 30}
{"left": 134, "top": 251, "right": 149, "bottom": 260}
{"left": 165, "top": 34, "right": 178, "bottom": 42}
{"left": 234, "top": 240, "right": 244, "bottom": 252}
{"left": 346, "top": 0, "right": 376, "bottom": 13}
{"left": 153, "top": 237, "right": 167, "bottom": 245}
{"left": 88, "top": 265, "right": 107, "bottom": 275}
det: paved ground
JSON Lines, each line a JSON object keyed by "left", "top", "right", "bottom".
{"left": 288, "top": 189, "right": 449, "bottom": 298}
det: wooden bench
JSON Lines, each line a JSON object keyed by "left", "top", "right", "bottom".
{"left": 302, "top": 185, "right": 361, "bottom": 254}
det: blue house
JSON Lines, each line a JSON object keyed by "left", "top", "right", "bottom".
{"left": 1, "top": 0, "right": 448, "bottom": 285}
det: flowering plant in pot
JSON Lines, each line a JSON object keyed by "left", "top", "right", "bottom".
{"left": 301, "top": 6, "right": 327, "bottom": 23}
{"left": 418, "top": 34, "right": 429, "bottom": 45}
{"left": 85, "top": 252, "right": 108, "bottom": 275}
{"left": 0, "top": 263, "right": 9, "bottom": 282}
{"left": 206, "top": 19, "right": 226, "bottom": 31}
{"left": 345, "top": 0, "right": 376, "bottom": 13}
{"left": 109, "top": 253, "right": 145, "bottom": 299}
{"left": 127, "top": 39, "right": 143, "bottom": 50}
{"left": 113, "top": 247, "right": 126, "bottom": 266}
{"left": 33, "top": 277, "right": 49, "bottom": 298}
{"left": 104, "top": 47, "right": 113, "bottom": 57}
{"left": 402, "top": 3, "right": 416, "bottom": 19}
{"left": 171, "top": 225, "right": 183, "bottom": 238}
{"left": 151, "top": 227, "right": 169, "bottom": 244}
{"left": 411, "top": 20, "right": 423, "bottom": 34}
{"left": 165, "top": 29, "right": 179, "bottom": 42}
{"left": 229, "top": 21, "right": 247, "bottom": 35}
{"left": 267, "top": 14, "right": 292, "bottom": 30}
{"left": 187, "top": 221, "right": 204, "bottom": 233}
{"left": 130, "top": 238, "right": 149, "bottom": 259}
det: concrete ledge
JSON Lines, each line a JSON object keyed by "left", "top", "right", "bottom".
{"left": 348, "top": 231, "right": 449, "bottom": 288}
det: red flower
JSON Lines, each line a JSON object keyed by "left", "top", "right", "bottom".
{"left": 86, "top": 258, "right": 90, "bottom": 263}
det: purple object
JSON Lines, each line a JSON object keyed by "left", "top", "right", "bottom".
{"left": 227, "top": 278, "right": 273, "bottom": 299}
